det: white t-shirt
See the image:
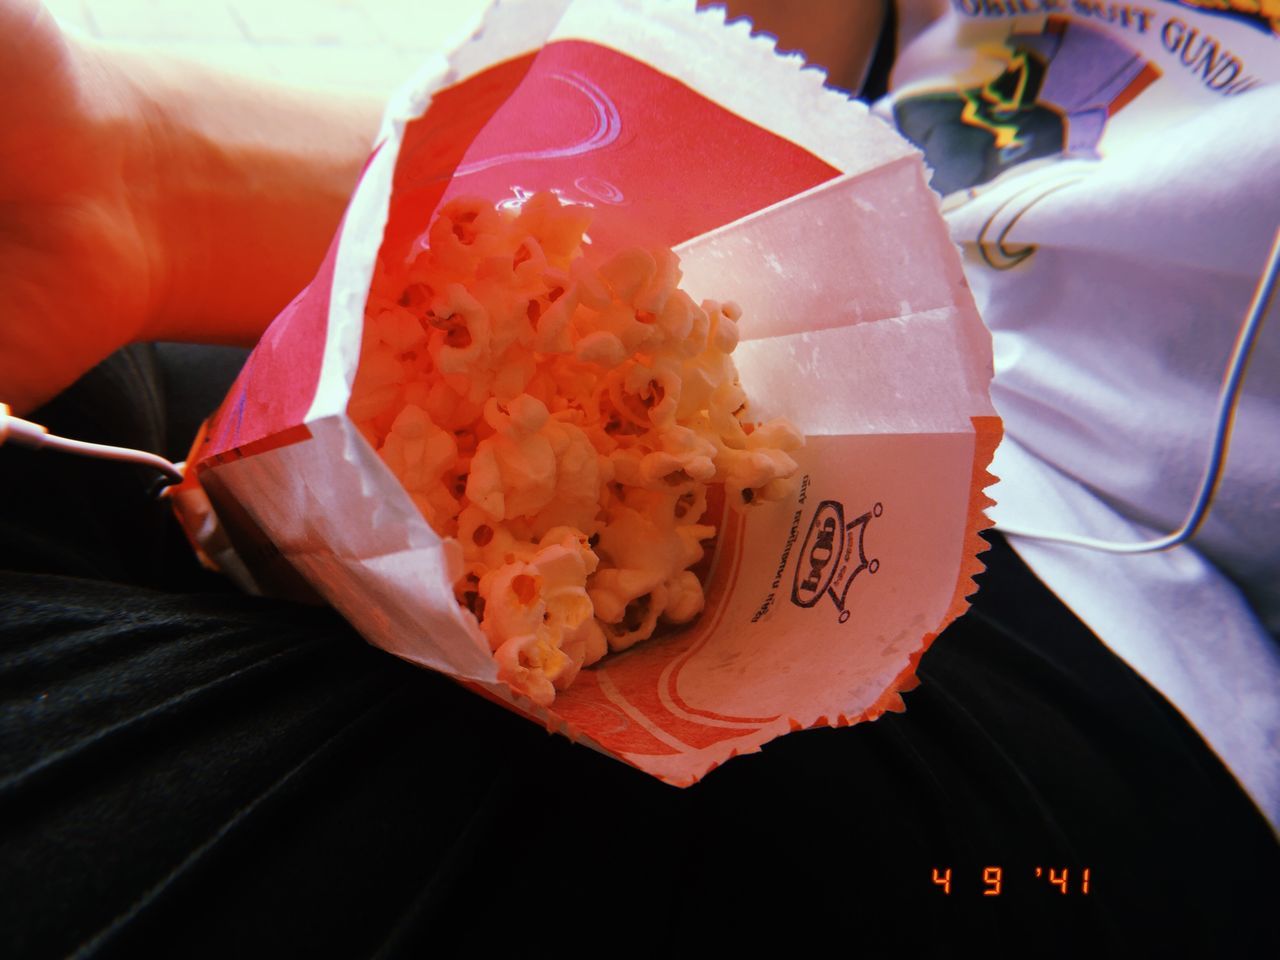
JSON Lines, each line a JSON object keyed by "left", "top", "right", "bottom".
{"left": 876, "top": 0, "right": 1280, "bottom": 826}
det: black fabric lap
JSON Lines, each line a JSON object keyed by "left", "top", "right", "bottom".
{"left": 1, "top": 347, "right": 1275, "bottom": 956}
{"left": 2, "top": 543, "right": 1276, "bottom": 957}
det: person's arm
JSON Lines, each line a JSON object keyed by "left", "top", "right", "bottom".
{"left": 703, "top": 0, "right": 887, "bottom": 94}
{"left": 116, "top": 49, "right": 381, "bottom": 348}
{"left": 0, "top": 0, "right": 381, "bottom": 415}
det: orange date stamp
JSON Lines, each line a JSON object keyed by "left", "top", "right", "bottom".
{"left": 931, "top": 866, "right": 1092, "bottom": 896}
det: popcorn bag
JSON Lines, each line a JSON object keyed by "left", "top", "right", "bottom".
{"left": 173, "top": 0, "right": 1000, "bottom": 784}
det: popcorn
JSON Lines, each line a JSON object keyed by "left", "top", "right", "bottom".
{"left": 350, "top": 194, "right": 802, "bottom": 705}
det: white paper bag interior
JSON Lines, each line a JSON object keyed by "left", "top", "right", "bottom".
{"left": 259, "top": 165, "right": 994, "bottom": 726}
{"left": 675, "top": 163, "right": 994, "bottom": 435}
{"left": 574, "top": 169, "right": 995, "bottom": 724}
{"left": 207, "top": 0, "right": 996, "bottom": 718}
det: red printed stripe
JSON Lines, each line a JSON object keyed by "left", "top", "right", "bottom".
{"left": 396, "top": 39, "right": 841, "bottom": 264}
{"left": 199, "top": 230, "right": 339, "bottom": 462}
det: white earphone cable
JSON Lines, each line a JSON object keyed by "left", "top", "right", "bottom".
{"left": 997, "top": 225, "right": 1280, "bottom": 555}
{"left": 0, "top": 403, "right": 184, "bottom": 484}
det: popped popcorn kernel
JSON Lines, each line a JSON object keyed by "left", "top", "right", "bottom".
{"left": 349, "top": 194, "right": 803, "bottom": 704}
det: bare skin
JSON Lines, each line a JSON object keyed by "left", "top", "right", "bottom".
{"left": 0, "top": 0, "right": 379, "bottom": 414}
{"left": 1, "top": 0, "right": 930, "bottom": 416}
{"left": 704, "top": 0, "right": 887, "bottom": 94}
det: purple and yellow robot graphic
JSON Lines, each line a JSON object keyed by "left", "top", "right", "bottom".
{"left": 893, "top": 17, "right": 1160, "bottom": 196}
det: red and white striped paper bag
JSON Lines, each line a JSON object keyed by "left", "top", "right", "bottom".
{"left": 172, "top": 0, "right": 999, "bottom": 784}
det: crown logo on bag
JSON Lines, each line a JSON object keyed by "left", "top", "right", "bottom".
{"left": 791, "top": 500, "right": 882, "bottom": 623}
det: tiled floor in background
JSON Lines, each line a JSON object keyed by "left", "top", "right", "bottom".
{"left": 43, "top": 0, "right": 493, "bottom": 95}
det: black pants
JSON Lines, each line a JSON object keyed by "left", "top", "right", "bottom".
{"left": 2, "top": 346, "right": 1276, "bottom": 957}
